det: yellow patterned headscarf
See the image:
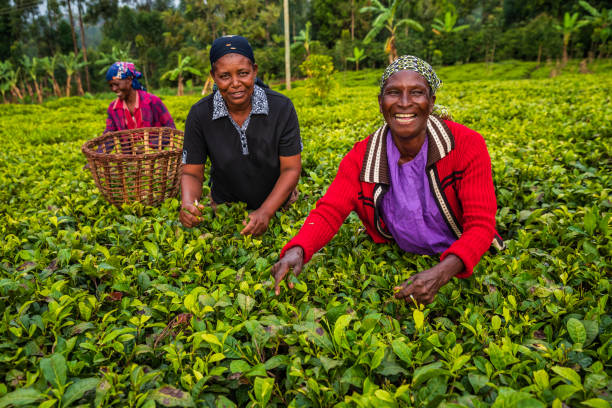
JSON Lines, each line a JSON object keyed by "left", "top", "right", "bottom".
{"left": 380, "top": 55, "right": 442, "bottom": 95}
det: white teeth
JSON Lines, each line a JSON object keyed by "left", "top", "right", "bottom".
{"left": 395, "top": 113, "right": 416, "bottom": 118}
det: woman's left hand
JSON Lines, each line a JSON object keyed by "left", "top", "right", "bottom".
{"left": 241, "top": 207, "right": 272, "bottom": 236}
{"left": 394, "top": 254, "right": 464, "bottom": 305}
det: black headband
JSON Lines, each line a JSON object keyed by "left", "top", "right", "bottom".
{"left": 210, "top": 35, "right": 255, "bottom": 66}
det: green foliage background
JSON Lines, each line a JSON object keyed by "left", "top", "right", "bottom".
{"left": 0, "top": 62, "right": 610, "bottom": 407}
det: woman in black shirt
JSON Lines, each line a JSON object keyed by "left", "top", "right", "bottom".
{"left": 180, "top": 35, "right": 302, "bottom": 236}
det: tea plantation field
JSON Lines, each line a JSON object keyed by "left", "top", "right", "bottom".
{"left": 0, "top": 64, "right": 610, "bottom": 407}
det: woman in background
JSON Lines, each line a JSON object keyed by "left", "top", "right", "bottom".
{"left": 104, "top": 61, "right": 175, "bottom": 133}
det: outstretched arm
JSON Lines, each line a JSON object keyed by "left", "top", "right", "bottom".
{"left": 242, "top": 154, "right": 301, "bottom": 236}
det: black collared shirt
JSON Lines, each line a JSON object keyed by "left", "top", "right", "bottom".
{"left": 182, "top": 86, "right": 302, "bottom": 209}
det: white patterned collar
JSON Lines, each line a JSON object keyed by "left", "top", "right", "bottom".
{"left": 212, "top": 84, "right": 268, "bottom": 120}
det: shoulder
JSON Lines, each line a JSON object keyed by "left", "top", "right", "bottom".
{"left": 188, "top": 94, "right": 214, "bottom": 117}
{"left": 140, "top": 90, "right": 162, "bottom": 104}
{"left": 107, "top": 99, "right": 119, "bottom": 112}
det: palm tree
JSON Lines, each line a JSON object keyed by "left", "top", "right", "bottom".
{"left": 40, "top": 56, "right": 62, "bottom": 98}
{"left": 432, "top": 11, "right": 469, "bottom": 35}
{"left": 360, "top": 0, "right": 424, "bottom": 63}
{"left": 161, "top": 54, "right": 202, "bottom": 96}
{"left": 347, "top": 47, "right": 366, "bottom": 70}
{"left": 22, "top": 56, "right": 43, "bottom": 103}
{"left": 61, "top": 52, "right": 87, "bottom": 97}
{"left": 554, "top": 12, "right": 589, "bottom": 64}
{"left": 579, "top": 1, "right": 612, "bottom": 58}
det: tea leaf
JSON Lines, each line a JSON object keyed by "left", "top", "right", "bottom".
{"left": 40, "top": 353, "right": 67, "bottom": 388}
{"left": 236, "top": 293, "right": 255, "bottom": 315}
{"left": 551, "top": 366, "right": 582, "bottom": 388}
{"left": 391, "top": 340, "right": 412, "bottom": 364}
{"left": 413, "top": 309, "right": 424, "bottom": 331}
{"left": 253, "top": 377, "right": 274, "bottom": 406}
{"left": 412, "top": 362, "right": 449, "bottom": 386}
{"left": 150, "top": 386, "right": 195, "bottom": 407}
{"left": 62, "top": 377, "right": 99, "bottom": 407}
{"left": 580, "top": 398, "right": 611, "bottom": 408}
{"left": 333, "top": 314, "right": 353, "bottom": 347}
{"left": 567, "top": 318, "right": 587, "bottom": 344}
{"left": 0, "top": 388, "right": 44, "bottom": 408}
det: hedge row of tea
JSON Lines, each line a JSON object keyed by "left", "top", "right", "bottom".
{"left": 0, "top": 65, "right": 610, "bottom": 407}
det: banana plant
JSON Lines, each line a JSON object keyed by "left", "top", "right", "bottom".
{"left": 346, "top": 47, "right": 366, "bottom": 71}
{"left": 40, "top": 55, "right": 63, "bottom": 97}
{"left": 60, "top": 52, "right": 87, "bottom": 97}
{"left": 432, "top": 11, "right": 470, "bottom": 35}
{"left": 360, "top": 0, "right": 424, "bottom": 63}
{"left": 21, "top": 56, "right": 43, "bottom": 103}
{"left": 160, "top": 54, "right": 202, "bottom": 96}
{"left": 554, "top": 12, "right": 589, "bottom": 64}
{"left": 95, "top": 43, "right": 133, "bottom": 75}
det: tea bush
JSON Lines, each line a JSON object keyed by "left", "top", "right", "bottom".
{"left": 0, "top": 63, "right": 610, "bottom": 407}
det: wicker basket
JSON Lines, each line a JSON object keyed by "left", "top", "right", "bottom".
{"left": 82, "top": 127, "right": 184, "bottom": 207}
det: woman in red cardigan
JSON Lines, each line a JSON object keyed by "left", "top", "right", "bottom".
{"left": 272, "top": 55, "right": 504, "bottom": 305}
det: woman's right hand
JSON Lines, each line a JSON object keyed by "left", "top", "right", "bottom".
{"left": 271, "top": 246, "right": 304, "bottom": 295}
{"left": 179, "top": 202, "right": 205, "bottom": 228}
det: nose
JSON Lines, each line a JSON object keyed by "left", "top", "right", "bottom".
{"left": 397, "top": 90, "right": 412, "bottom": 107}
{"left": 230, "top": 75, "right": 241, "bottom": 88}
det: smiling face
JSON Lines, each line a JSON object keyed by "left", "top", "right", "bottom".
{"left": 378, "top": 70, "right": 435, "bottom": 141}
{"left": 108, "top": 78, "right": 133, "bottom": 101}
{"left": 211, "top": 53, "right": 258, "bottom": 112}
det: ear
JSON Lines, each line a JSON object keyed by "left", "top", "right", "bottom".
{"left": 429, "top": 95, "right": 436, "bottom": 114}
{"left": 378, "top": 93, "right": 383, "bottom": 113}
{"left": 253, "top": 63, "right": 259, "bottom": 77}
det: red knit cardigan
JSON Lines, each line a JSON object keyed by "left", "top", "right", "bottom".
{"left": 280, "top": 116, "right": 505, "bottom": 278}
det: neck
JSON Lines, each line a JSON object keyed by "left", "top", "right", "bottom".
{"left": 391, "top": 131, "right": 426, "bottom": 164}
{"left": 125, "top": 88, "right": 138, "bottom": 106}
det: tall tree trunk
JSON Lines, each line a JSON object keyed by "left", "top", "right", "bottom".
{"left": 387, "top": 35, "right": 397, "bottom": 64}
{"left": 283, "top": 0, "right": 291, "bottom": 90}
{"left": 66, "top": 75, "right": 72, "bottom": 97}
{"left": 47, "top": 1, "right": 56, "bottom": 52}
{"left": 34, "top": 81, "right": 43, "bottom": 103}
{"left": 77, "top": 0, "right": 91, "bottom": 93}
{"left": 52, "top": 76, "right": 62, "bottom": 97}
{"left": 351, "top": 0, "right": 355, "bottom": 41}
{"left": 201, "top": 76, "right": 213, "bottom": 95}
{"left": 537, "top": 44, "right": 542, "bottom": 67}
{"left": 562, "top": 34, "right": 569, "bottom": 65}
{"left": 75, "top": 73, "right": 85, "bottom": 95}
{"left": 24, "top": 81, "right": 33, "bottom": 97}
{"left": 177, "top": 74, "right": 183, "bottom": 96}
{"left": 11, "top": 85, "right": 23, "bottom": 101}
{"left": 66, "top": 0, "right": 84, "bottom": 95}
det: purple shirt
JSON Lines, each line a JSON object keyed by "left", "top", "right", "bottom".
{"left": 381, "top": 130, "right": 456, "bottom": 255}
